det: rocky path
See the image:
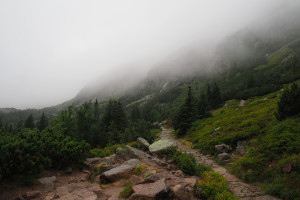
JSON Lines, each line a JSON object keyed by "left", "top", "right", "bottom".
{"left": 160, "top": 126, "right": 280, "bottom": 200}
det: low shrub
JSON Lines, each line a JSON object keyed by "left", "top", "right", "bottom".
{"left": 196, "top": 171, "right": 238, "bottom": 200}
{"left": 119, "top": 180, "right": 133, "bottom": 198}
{"left": 0, "top": 128, "right": 90, "bottom": 177}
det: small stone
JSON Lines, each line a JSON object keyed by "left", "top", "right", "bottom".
{"left": 38, "top": 176, "right": 56, "bottom": 188}
{"left": 239, "top": 100, "right": 247, "bottom": 106}
{"left": 26, "top": 191, "right": 41, "bottom": 199}
{"left": 174, "top": 170, "right": 184, "bottom": 177}
{"left": 283, "top": 163, "right": 292, "bottom": 173}
{"left": 65, "top": 167, "right": 72, "bottom": 175}
{"left": 215, "top": 144, "right": 232, "bottom": 153}
{"left": 82, "top": 170, "right": 91, "bottom": 174}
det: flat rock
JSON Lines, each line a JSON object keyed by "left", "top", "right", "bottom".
{"left": 137, "top": 137, "right": 150, "bottom": 149}
{"left": 129, "top": 178, "right": 169, "bottom": 200}
{"left": 37, "top": 176, "right": 56, "bottom": 188}
{"left": 84, "top": 157, "right": 103, "bottom": 167}
{"left": 149, "top": 139, "right": 176, "bottom": 153}
{"left": 143, "top": 174, "right": 160, "bottom": 183}
{"left": 218, "top": 153, "right": 231, "bottom": 161}
{"left": 115, "top": 145, "right": 152, "bottom": 161}
{"left": 100, "top": 159, "right": 141, "bottom": 183}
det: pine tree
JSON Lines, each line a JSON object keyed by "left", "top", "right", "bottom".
{"left": 37, "top": 112, "right": 48, "bottom": 131}
{"left": 173, "top": 86, "right": 197, "bottom": 137}
{"left": 24, "top": 114, "right": 35, "bottom": 129}
{"left": 276, "top": 83, "right": 300, "bottom": 120}
{"left": 211, "top": 82, "right": 222, "bottom": 109}
{"left": 94, "top": 99, "right": 100, "bottom": 120}
{"left": 0, "top": 119, "right": 3, "bottom": 129}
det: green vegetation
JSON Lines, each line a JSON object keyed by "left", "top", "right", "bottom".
{"left": 276, "top": 83, "right": 300, "bottom": 120}
{"left": 195, "top": 171, "right": 239, "bottom": 200}
{"left": 119, "top": 180, "right": 133, "bottom": 198}
{"left": 158, "top": 146, "right": 236, "bottom": 199}
{"left": 0, "top": 128, "right": 90, "bottom": 178}
{"left": 89, "top": 142, "right": 137, "bottom": 158}
{"left": 185, "top": 86, "right": 300, "bottom": 199}
{"left": 157, "top": 146, "right": 210, "bottom": 177}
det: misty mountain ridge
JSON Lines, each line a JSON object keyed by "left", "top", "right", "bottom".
{"left": 1, "top": 4, "right": 300, "bottom": 122}
{"left": 68, "top": 6, "right": 300, "bottom": 106}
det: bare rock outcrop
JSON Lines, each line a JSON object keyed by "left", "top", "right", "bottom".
{"left": 100, "top": 159, "right": 141, "bottom": 183}
{"left": 128, "top": 178, "right": 169, "bottom": 200}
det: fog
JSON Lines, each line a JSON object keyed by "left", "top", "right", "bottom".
{"left": 0, "top": 0, "right": 293, "bottom": 109}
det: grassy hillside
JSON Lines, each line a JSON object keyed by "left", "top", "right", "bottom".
{"left": 185, "top": 84, "right": 300, "bottom": 199}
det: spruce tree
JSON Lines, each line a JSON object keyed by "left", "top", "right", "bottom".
{"left": 173, "top": 86, "right": 196, "bottom": 137}
{"left": 37, "top": 112, "right": 48, "bottom": 131}
{"left": 24, "top": 114, "right": 35, "bottom": 129}
{"left": 94, "top": 99, "right": 100, "bottom": 120}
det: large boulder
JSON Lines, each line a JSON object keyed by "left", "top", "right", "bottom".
{"left": 128, "top": 178, "right": 169, "bottom": 200}
{"left": 215, "top": 144, "right": 232, "bottom": 154}
{"left": 115, "top": 145, "right": 152, "bottom": 161}
{"left": 100, "top": 159, "right": 141, "bottom": 183}
{"left": 236, "top": 141, "right": 247, "bottom": 155}
{"left": 149, "top": 139, "right": 176, "bottom": 154}
{"left": 137, "top": 137, "right": 150, "bottom": 149}
{"left": 218, "top": 153, "right": 231, "bottom": 161}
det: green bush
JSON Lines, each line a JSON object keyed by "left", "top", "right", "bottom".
{"left": 174, "top": 152, "right": 210, "bottom": 176}
{"left": 156, "top": 146, "right": 210, "bottom": 176}
{"left": 196, "top": 171, "right": 238, "bottom": 200}
{"left": 0, "top": 128, "right": 90, "bottom": 177}
{"left": 119, "top": 180, "right": 133, "bottom": 198}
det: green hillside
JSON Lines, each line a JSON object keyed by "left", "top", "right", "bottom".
{"left": 184, "top": 84, "right": 300, "bottom": 199}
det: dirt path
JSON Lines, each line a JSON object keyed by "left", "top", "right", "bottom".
{"left": 160, "top": 126, "right": 280, "bottom": 200}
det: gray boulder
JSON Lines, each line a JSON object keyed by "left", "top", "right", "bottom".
{"left": 218, "top": 153, "right": 231, "bottom": 161}
{"left": 236, "top": 141, "right": 247, "bottom": 155}
{"left": 215, "top": 144, "right": 232, "bottom": 154}
{"left": 149, "top": 139, "right": 176, "bottom": 154}
{"left": 116, "top": 145, "right": 152, "bottom": 161}
{"left": 137, "top": 137, "right": 150, "bottom": 149}
{"left": 100, "top": 159, "right": 141, "bottom": 183}
{"left": 129, "top": 178, "right": 169, "bottom": 200}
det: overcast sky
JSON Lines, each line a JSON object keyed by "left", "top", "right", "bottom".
{"left": 0, "top": 0, "right": 288, "bottom": 109}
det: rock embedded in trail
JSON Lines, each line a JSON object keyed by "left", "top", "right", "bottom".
{"left": 129, "top": 178, "right": 169, "bottom": 200}
{"left": 26, "top": 191, "right": 41, "bottom": 199}
{"left": 137, "top": 137, "right": 150, "bottom": 149}
{"left": 100, "top": 159, "right": 141, "bottom": 183}
{"left": 37, "top": 176, "right": 56, "bottom": 188}
{"left": 149, "top": 139, "right": 176, "bottom": 154}
{"left": 218, "top": 153, "right": 231, "bottom": 161}
{"left": 215, "top": 143, "right": 232, "bottom": 154}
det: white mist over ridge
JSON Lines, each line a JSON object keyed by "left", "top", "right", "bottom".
{"left": 1, "top": 0, "right": 297, "bottom": 108}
